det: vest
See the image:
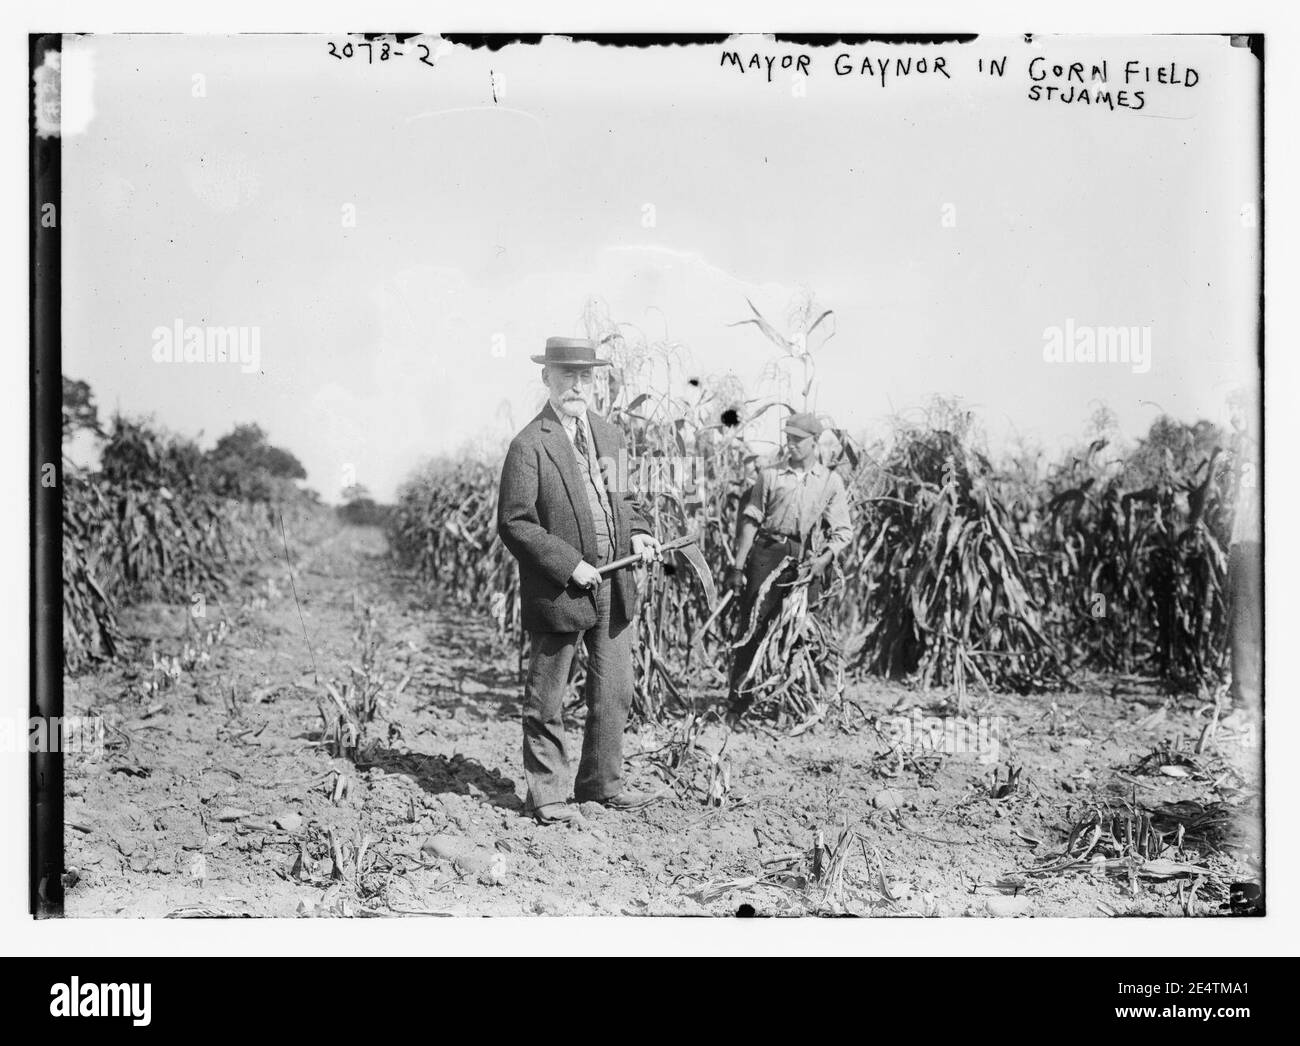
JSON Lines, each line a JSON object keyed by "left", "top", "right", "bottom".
{"left": 571, "top": 419, "right": 614, "bottom": 561}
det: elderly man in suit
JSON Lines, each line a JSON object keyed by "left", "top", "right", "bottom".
{"left": 497, "top": 337, "right": 663, "bottom": 825}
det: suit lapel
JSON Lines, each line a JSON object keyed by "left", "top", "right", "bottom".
{"left": 539, "top": 402, "right": 595, "bottom": 553}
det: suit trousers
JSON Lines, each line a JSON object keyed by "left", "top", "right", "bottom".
{"left": 522, "top": 576, "right": 635, "bottom": 809}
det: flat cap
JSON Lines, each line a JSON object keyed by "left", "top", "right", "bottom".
{"left": 783, "top": 412, "right": 825, "bottom": 439}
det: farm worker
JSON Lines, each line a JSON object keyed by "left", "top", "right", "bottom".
{"left": 497, "top": 337, "right": 663, "bottom": 825}
{"left": 725, "top": 412, "right": 853, "bottom": 724}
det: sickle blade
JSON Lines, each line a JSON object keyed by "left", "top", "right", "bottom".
{"left": 670, "top": 541, "right": 718, "bottom": 614}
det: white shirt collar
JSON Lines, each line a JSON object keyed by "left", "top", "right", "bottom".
{"left": 558, "top": 409, "right": 587, "bottom": 442}
{"left": 778, "top": 459, "right": 826, "bottom": 477}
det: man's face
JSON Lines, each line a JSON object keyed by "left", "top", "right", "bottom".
{"left": 543, "top": 365, "right": 595, "bottom": 418}
{"left": 786, "top": 430, "right": 818, "bottom": 466}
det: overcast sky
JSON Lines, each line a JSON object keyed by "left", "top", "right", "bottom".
{"left": 61, "top": 33, "right": 1260, "bottom": 501}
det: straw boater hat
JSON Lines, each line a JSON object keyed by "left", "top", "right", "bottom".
{"left": 531, "top": 337, "right": 613, "bottom": 367}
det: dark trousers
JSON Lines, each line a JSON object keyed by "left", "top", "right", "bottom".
{"left": 728, "top": 534, "right": 822, "bottom": 706}
{"left": 1229, "top": 540, "right": 1262, "bottom": 709}
{"left": 522, "top": 577, "right": 634, "bottom": 808}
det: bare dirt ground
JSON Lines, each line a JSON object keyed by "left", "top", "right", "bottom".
{"left": 64, "top": 524, "right": 1262, "bottom": 918}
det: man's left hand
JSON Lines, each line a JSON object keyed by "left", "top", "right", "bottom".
{"left": 632, "top": 533, "right": 662, "bottom": 565}
{"left": 810, "top": 551, "right": 833, "bottom": 578}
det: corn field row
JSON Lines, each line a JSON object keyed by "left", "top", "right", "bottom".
{"left": 390, "top": 306, "right": 1239, "bottom": 725}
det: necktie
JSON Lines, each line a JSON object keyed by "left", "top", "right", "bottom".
{"left": 573, "top": 418, "right": 614, "bottom": 541}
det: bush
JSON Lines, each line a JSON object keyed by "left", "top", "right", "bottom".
{"left": 61, "top": 402, "right": 329, "bottom": 672}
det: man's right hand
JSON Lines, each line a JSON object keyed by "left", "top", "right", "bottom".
{"left": 571, "top": 561, "right": 602, "bottom": 590}
{"left": 726, "top": 566, "right": 746, "bottom": 593}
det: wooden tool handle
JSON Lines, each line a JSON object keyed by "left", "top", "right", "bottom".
{"left": 596, "top": 535, "right": 693, "bottom": 576}
{"left": 597, "top": 550, "right": 643, "bottom": 575}
{"left": 697, "top": 589, "right": 734, "bottom": 635}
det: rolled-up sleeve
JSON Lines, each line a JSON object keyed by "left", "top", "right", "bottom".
{"left": 741, "top": 469, "right": 767, "bottom": 526}
{"left": 823, "top": 472, "right": 853, "bottom": 557}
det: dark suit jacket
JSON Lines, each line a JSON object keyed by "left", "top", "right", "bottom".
{"left": 497, "top": 402, "right": 651, "bottom": 633}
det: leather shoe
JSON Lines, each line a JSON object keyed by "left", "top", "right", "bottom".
{"left": 532, "top": 803, "right": 579, "bottom": 826}
{"left": 600, "top": 788, "right": 666, "bottom": 812}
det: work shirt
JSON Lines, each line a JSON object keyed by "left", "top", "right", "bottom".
{"left": 561, "top": 411, "right": 614, "bottom": 559}
{"left": 742, "top": 461, "right": 853, "bottom": 557}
